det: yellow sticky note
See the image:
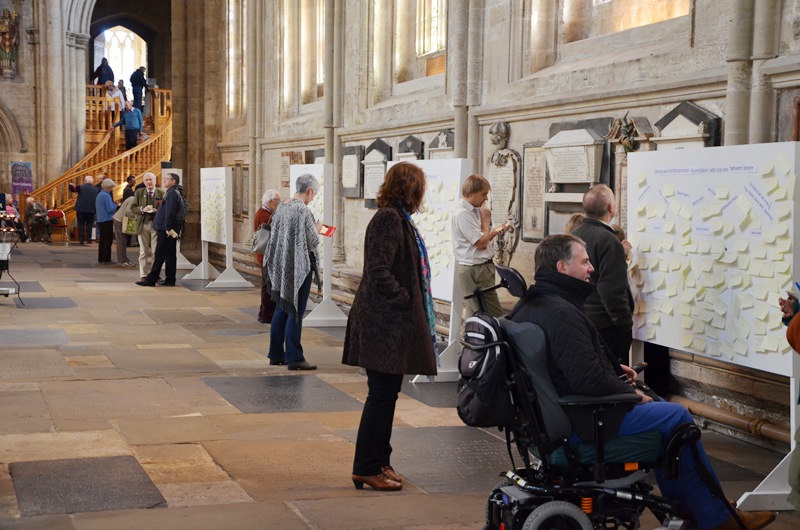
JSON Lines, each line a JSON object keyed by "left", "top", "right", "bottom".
{"left": 637, "top": 202, "right": 647, "bottom": 213}
{"left": 734, "top": 240, "right": 748, "bottom": 252}
{"left": 682, "top": 334, "right": 693, "bottom": 347}
{"left": 712, "top": 314, "right": 726, "bottom": 329}
{"left": 662, "top": 301, "right": 674, "bottom": 315}
{"left": 762, "top": 176, "right": 779, "bottom": 193}
{"left": 788, "top": 174, "right": 796, "bottom": 200}
{"left": 638, "top": 174, "right": 648, "bottom": 187}
{"left": 669, "top": 201, "right": 682, "bottom": 215}
{"left": 771, "top": 187, "right": 787, "bottom": 201}
{"left": 716, "top": 187, "right": 729, "bottom": 200}
{"left": 692, "top": 337, "right": 707, "bottom": 352}
{"left": 735, "top": 195, "right": 752, "bottom": 214}
{"left": 664, "top": 220, "right": 675, "bottom": 233}
{"left": 663, "top": 185, "right": 675, "bottom": 197}
{"left": 753, "top": 321, "right": 767, "bottom": 335}
{"left": 679, "top": 205, "right": 693, "bottom": 220}
{"left": 667, "top": 284, "right": 678, "bottom": 297}
{"left": 706, "top": 327, "right": 720, "bottom": 340}
{"left": 775, "top": 204, "right": 791, "bottom": 220}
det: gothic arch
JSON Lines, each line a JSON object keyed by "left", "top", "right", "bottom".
{"left": 65, "top": 0, "right": 98, "bottom": 35}
{"left": 0, "top": 101, "right": 25, "bottom": 154}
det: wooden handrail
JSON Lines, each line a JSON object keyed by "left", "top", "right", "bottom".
{"left": 24, "top": 105, "right": 173, "bottom": 225}
{"left": 21, "top": 88, "right": 174, "bottom": 227}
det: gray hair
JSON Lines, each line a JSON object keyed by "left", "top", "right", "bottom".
{"left": 84, "top": 176, "right": 94, "bottom": 184}
{"left": 102, "top": 179, "right": 116, "bottom": 190}
{"left": 262, "top": 189, "right": 280, "bottom": 204}
{"left": 295, "top": 174, "right": 319, "bottom": 195}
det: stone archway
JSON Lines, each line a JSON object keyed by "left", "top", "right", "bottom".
{"left": 0, "top": 101, "right": 26, "bottom": 191}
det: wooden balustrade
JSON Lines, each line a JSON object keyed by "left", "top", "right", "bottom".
{"left": 24, "top": 102, "right": 173, "bottom": 231}
{"left": 85, "top": 96, "right": 122, "bottom": 132}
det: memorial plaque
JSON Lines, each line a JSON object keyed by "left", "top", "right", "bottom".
{"left": 488, "top": 164, "right": 516, "bottom": 228}
{"left": 398, "top": 135, "right": 424, "bottom": 162}
{"left": 522, "top": 145, "right": 546, "bottom": 242}
{"left": 280, "top": 151, "right": 303, "bottom": 188}
{"left": 428, "top": 129, "right": 454, "bottom": 159}
{"left": 342, "top": 145, "right": 364, "bottom": 198}
{"left": 543, "top": 129, "right": 605, "bottom": 184}
{"left": 362, "top": 140, "right": 392, "bottom": 207}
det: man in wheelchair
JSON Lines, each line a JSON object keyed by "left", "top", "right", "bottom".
{"left": 496, "top": 234, "right": 775, "bottom": 530}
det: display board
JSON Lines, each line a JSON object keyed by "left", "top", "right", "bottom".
{"left": 628, "top": 143, "right": 799, "bottom": 377}
{"left": 387, "top": 159, "right": 472, "bottom": 302}
{"left": 200, "top": 167, "right": 230, "bottom": 245}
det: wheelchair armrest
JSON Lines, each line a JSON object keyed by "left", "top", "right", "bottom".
{"left": 558, "top": 393, "right": 641, "bottom": 443}
{"left": 558, "top": 393, "right": 642, "bottom": 408}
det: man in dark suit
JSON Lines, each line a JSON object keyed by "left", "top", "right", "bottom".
{"left": 136, "top": 173, "right": 184, "bottom": 287}
{"left": 572, "top": 184, "right": 634, "bottom": 365}
{"left": 68, "top": 175, "right": 99, "bottom": 244}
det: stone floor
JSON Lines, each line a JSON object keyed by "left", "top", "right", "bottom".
{"left": 0, "top": 241, "right": 797, "bottom": 529}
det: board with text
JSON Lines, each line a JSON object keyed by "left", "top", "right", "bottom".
{"left": 627, "top": 143, "right": 799, "bottom": 377}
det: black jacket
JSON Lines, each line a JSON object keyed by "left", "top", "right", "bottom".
{"left": 72, "top": 183, "right": 98, "bottom": 214}
{"left": 509, "top": 270, "right": 634, "bottom": 398}
{"left": 130, "top": 69, "right": 148, "bottom": 89}
{"left": 572, "top": 218, "right": 633, "bottom": 330}
{"left": 152, "top": 185, "right": 184, "bottom": 233}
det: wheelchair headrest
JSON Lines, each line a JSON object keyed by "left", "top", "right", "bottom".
{"left": 495, "top": 265, "right": 528, "bottom": 298}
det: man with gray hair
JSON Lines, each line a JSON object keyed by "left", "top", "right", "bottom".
{"left": 137, "top": 172, "right": 185, "bottom": 287}
{"left": 130, "top": 172, "right": 164, "bottom": 279}
{"left": 254, "top": 188, "right": 282, "bottom": 323}
{"left": 95, "top": 178, "right": 117, "bottom": 264}
{"left": 264, "top": 174, "right": 321, "bottom": 370}
{"left": 572, "top": 184, "right": 633, "bottom": 364}
{"left": 68, "top": 175, "right": 99, "bottom": 245}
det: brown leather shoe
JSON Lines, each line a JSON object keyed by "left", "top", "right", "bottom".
{"left": 381, "top": 465, "right": 402, "bottom": 483}
{"left": 352, "top": 473, "right": 402, "bottom": 491}
{"left": 710, "top": 509, "right": 776, "bottom": 530}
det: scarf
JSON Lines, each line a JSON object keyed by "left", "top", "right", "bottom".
{"left": 401, "top": 207, "right": 439, "bottom": 361}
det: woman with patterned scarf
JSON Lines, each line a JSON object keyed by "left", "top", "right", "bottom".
{"left": 342, "top": 162, "right": 438, "bottom": 491}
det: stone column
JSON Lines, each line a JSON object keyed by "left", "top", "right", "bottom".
{"left": 300, "top": 0, "right": 316, "bottom": 104}
{"left": 724, "top": 0, "right": 754, "bottom": 146}
{"left": 450, "top": 0, "right": 468, "bottom": 158}
{"left": 369, "top": 0, "right": 391, "bottom": 104}
{"left": 466, "top": 0, "right": 484, "bottom": 164}
{"left": 394, "top": 0, "right": 415, "bottom": 83}
{"left": 282, "top": 0, "right": 299, "bottom": 116}
{"left": 748, "top": 0, "right": 780, "bottom": 144}
{"left": 68, "top": 32, "right": 90, "bottom": 169}
{"left": 247, "top": 0, "right": 259, "bottom": 215}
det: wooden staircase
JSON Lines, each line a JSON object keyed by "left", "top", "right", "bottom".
{"left": 24, "top": 87, "right": 174, "bottom": 240}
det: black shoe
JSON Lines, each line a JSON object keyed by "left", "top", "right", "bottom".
{"left": 288, "top": 361, "right": 317, "bottom": 371}
{"left": 159, "top": 281, "right": 176, "bottom": 286}
{"left": 269, "top": 358, "right": 286, "bottom": 366}
{"left": 136, "top": 280, "right": 156, "bottom": 286}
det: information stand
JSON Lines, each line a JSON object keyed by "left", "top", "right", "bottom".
{"left": 380, "top": 159, "right": 473, "bottom": 382}
{"left": 628, "top": 143, "right": 800, "bottom": 510}
{"left": 184, "top": 167, "right": 252, "bottom": 289}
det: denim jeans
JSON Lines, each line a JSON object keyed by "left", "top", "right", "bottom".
{"left": 268, "top": 271, "right": 313, "bottom": 364}
{"left": 617, "top": 401, "right": 730, "bottom": 529}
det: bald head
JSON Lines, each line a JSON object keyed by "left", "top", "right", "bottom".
{"left": 583, "top": 184, "right": 616, "bottom": 220}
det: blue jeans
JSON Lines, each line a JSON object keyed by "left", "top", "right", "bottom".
{"left": 268, "top": 271, "right": 313, "bottom": 364}
{"left": 617, "top": 401, "right": 730, "bottom": 529}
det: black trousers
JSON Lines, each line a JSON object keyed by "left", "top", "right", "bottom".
{"left": 146, "top": 231, "right": 177, "bottom": 283}
{"left": 598, "top": 325, "right": 633, "bottom": 365}
{"left": 76, "top": 211, "right": 94, "bottom": 243}
{"left": 124, "top": 129, "right": 139, "bottom": 150}
{"left": 97, "top": 221, "right": 114, "bottom": 262}
{"left": 352, "top": 370, "right": 404, "bottom": 476}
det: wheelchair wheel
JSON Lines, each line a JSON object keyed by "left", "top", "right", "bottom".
{"left": 521, "top": 501, "right": 592, "bottom": 530}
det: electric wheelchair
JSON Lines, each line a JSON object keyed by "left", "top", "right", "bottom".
{"left": 464, "top": 266, "right": 738, "bottom": 530}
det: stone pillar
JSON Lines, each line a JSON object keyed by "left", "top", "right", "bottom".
{"left": 282, "top": 0, "right": 299, "bottom": 116}
{"left": 724, "top": 0, "right": 754, "bottom": 146}
{"left": 466, "top": 0, "right": 484, "bottom": 164}
{"left": 69, "top": 32, "right": 90, "bottom": 169}
{"left": 748, "top": 0, "right": 780, "bottom": 144}
{"left": 247, "top": 0, "right": 259, "bottom": 215}
{"left": 370, "top": 0, "right": 391, "bottom": 104}
{"left": 300, "top": 0, "right": 316, "bottom": 104}
{"left": 331, "top": 0, "right": 346, "bottom": 261}
{"left": 394, "top": 0, "right": 415, "bottom": 83}
{"left": 531, "top": 0, "right": 556, "bottom": 72}
{"left": 450, "top": 0, "right": 468, "bottom": 158}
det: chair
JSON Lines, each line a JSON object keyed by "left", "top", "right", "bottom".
{"left": 47, "top": 210, "right": 69, "bottom": 245}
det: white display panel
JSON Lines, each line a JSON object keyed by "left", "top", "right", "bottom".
{"left": 387, "top": 159, "right": 472, "bottom": 302}
{"left": 628, "top": 143, "right": 799, "bottom": 377}
{"left": 200, "top": 167, "right": 230, "bottom": 245}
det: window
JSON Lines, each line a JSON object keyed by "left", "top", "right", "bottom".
{"left": 103, "top": 26, "right": 147, "bottom": 90}
{"left": 416, "top": 0, "right": 447, "bottom": 57}
{"left": 226, "top": 0, "right": 247, "bottom": 118}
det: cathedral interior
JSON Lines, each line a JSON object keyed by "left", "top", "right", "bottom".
{"left": 1, "top": 0, "right": 800, "bottom": 528}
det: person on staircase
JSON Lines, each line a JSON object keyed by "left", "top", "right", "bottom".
{"left": 109, "top": 101, "right": 143, "bottom": 151}
{"left": 130, "top": 66, "right": 149, "bottom": 112}
{"left": 90, "top": 57, "right": 114, "bottom": 85}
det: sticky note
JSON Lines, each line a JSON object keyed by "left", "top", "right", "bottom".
{"left": 716, "top": 187, "right": 729, "bottom": 200}
{"left": 771, "top": 187, "right": 787, "bottom": 201}
{"left": 734, "top": 240, "right": 748, "bottom": 252}
{"left": 638, "top": 174, "right": 648, "bottom": 187}
{"left": 712, "top": 314, "right": 726, "bottom": 329}
{"left": 682, "top": 334, "right": 693, "bottom": 347}
{"left": 692, "top": 337, "right": 707, "bottom": 352}
{"left": 734, "top": 340, "right": 748, "bottom": 356}
{"left": 775, "top": 152, "right": 791, "bottom": 175}
{"left": 754, "top": 321, "right": 767, "bottom": 335}
{"left": 663, "top": 185, "right": 674, "bottom": 197}
{"left": 662, "top": 301, "right": 674, "bottom": 315}
{"left": 763, "top": 175, "right": 779, "bottom": 192}
{"left": 735, "top": 195, "right": 752, "bottom": 214}
{"left": 669, "top": 201, "right": 682, "bottom": 215}
{"left": 721, "top": 342, "right": 734, "bottom": 359}
{"left": 759, "top": 162, "right": 774, "bottom": 175}
{"left": 646, "top": 328, "right": 656, "bottom": 340}
{"left": 679, "top": 205, "right": 693, "bottom": 220}
{"left": 775, "top": 204, "right": 791, "bottom": 220}
{"left": 788, "top": 174, "right": 796, "bottom": 200}
{"left": 706, "top": 326, "right": 720, "bottom": 340}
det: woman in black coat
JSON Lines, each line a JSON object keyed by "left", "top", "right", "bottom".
{"left": 342, "top": 162, "right": 437, "bottom": 491}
